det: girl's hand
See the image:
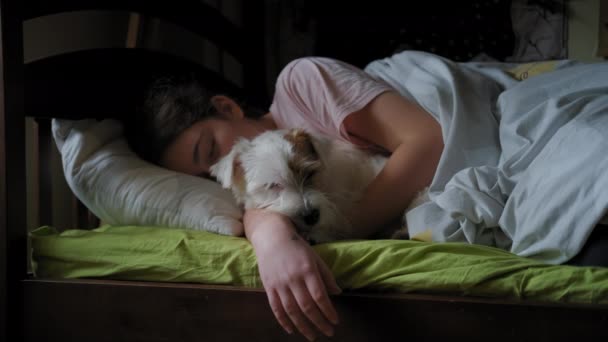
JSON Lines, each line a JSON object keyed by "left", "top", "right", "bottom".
{"left": 244, "top": 209, "right": 341, "bottom": 341}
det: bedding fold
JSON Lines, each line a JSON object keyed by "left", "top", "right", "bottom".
{"left": 365, "top": 51, "right": 608, "bottom": 264}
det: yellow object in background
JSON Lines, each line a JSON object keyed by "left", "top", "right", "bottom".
{"left": 507, "top": 61, "right": 560, "bottom": 81}
{"left": 410, "top": 228, "right": 433, "bottom": 242}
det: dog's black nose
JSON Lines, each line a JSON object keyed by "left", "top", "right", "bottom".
{"left": 301, "top": 208, "right": 320, "bottom": 226}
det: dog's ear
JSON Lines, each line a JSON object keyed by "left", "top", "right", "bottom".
{"left": 284, "top": 129, "right": 318, "bottom": 160}
{"left": 284, "top": 129, "right": 322, "bottom": 176}
{"left": 209, "top": 140, "right": 247, "bottom": 199}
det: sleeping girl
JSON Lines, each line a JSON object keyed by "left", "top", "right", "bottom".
{"left": 126, "top": 51, "right": 608, "bottom": 341}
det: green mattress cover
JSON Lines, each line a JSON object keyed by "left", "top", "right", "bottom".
{"left": 30, "top": 225, "right": 608, "bottom": 304}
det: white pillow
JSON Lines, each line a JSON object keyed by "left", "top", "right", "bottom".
{"left": 51, "top": 118, "right": 244, "bottom": 235}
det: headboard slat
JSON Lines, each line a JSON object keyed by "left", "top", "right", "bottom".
{"left": 24, "top": 48, "right": 250, "bottom": 120}
{"left": 36, "top": 118, "right": 52, "bottom": 226}
{"left": 24, "top": 0, "right": 247, "bottom": 62}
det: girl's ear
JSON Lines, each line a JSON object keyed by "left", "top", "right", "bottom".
{"left": 210, "top": 95, "right": 244, "bottom": 120}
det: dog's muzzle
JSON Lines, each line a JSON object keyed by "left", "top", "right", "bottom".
{"left": 300, "top": 207, "right": 320, "bottom": 226}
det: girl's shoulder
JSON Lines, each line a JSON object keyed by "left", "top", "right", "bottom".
{"left": 275, "top": 57, "right": 372, "bottom": 90}
{"left": 270, "top": 56, "right": 394, "bottom": 145}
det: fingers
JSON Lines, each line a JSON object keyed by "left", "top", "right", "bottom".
{"left": 305, "top": 272, "right": 339, "bottom": 326}
{"left": 317, "top": 257, "right": 342, "bottom": 296}
{"left": 275, "top": 288, "right": 319, "bottom": 341}
{"left": 266, "top": 279, "right": 339, "bottom": 341}
{"left": 292, "top": 282, "right": 336, "bottom": 338}
{"left": 267, "top": 289, "right": 295, "bottom": 335}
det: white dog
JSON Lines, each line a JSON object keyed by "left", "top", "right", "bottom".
{"left": 210, "top": 128, "right": 428, "bottom": 243}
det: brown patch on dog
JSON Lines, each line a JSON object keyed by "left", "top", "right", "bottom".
{"left": 232, "top": 158, "right": 247, "bottom": 195}
{"left": 284, "top": 129, "right": 321, "bottom": 183}
{"left": 284, "top": 129, "right": 317, "bottom": 158}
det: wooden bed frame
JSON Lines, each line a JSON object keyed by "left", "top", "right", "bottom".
{"left": 2, "top": 1, "right": 607, "bottom": 341}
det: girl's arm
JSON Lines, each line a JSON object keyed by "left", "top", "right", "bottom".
{"left": 244, "top": 209, "right": 341, "bottom": 341}
{"left": 343, "top": 91, "right": 444, "bottom": 237}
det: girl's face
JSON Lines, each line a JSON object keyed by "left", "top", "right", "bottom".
{"left": 161, "top": 96, "right": 275, "bottom": 178}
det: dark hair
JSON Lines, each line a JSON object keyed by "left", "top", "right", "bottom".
{"left": 125, "top": 76, "right": 215, "bottom": 164}
{"left": 126, "top": 75, "right": 263, "bottom": 164}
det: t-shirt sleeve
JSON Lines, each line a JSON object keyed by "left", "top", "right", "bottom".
{"left": 269, "top": 57, "right": 393, "bottom": 145}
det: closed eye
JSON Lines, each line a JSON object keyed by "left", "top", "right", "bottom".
{"left": 303, "top": 171, "right": 316, "bottom": 184}
{"left": 266, "top": 183, "right": 283, "bottom": 191}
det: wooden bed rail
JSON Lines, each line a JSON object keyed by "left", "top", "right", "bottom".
{"left": 22, "top": 278, "right": 608, "bottom": 341}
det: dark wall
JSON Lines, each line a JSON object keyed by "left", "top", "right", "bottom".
{"left": 296, "top": 0, "right": 515, "bottom": 68}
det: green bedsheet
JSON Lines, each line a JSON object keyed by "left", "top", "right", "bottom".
{"left": 30, "top": 225, "right": 608, "bottom": 304}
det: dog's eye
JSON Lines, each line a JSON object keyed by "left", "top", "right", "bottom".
{"left": 304, "top": 171, "right": 316, "bottom": 184}
{"left": 266, "top": 183, "right": 283, "bottom": 191}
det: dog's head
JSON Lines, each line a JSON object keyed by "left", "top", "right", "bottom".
{"left": 210, "top": 129, "right": 349, "bottom": 243}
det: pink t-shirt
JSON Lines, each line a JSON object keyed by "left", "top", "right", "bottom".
{"left": 269, "top": 57, "right": 393, "bottom": 150}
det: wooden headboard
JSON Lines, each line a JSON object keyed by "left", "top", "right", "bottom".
{"left": 1, "top": 1, "right": 266, "bottom": 339}
{"left": 24, "top": 0, "right": 268, "bottom": 120}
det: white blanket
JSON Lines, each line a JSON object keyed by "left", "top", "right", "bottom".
{"left": 365, "top": 51, "right": 608, "bottom": 264}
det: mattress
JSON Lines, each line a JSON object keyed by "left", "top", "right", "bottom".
{"left": 30, "top": 225, "right": 608, "bottom": 304}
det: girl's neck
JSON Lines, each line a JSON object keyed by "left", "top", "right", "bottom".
{"left": 259, "top": 112, "right": 278, "bottom": 130}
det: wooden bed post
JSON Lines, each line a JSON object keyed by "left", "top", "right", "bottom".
{"left": 0, "top": 0, "right": 26, "bottom": 341}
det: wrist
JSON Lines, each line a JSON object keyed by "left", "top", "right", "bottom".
{"left": 244, "top": 209, "right": 297, "bottom": 246}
